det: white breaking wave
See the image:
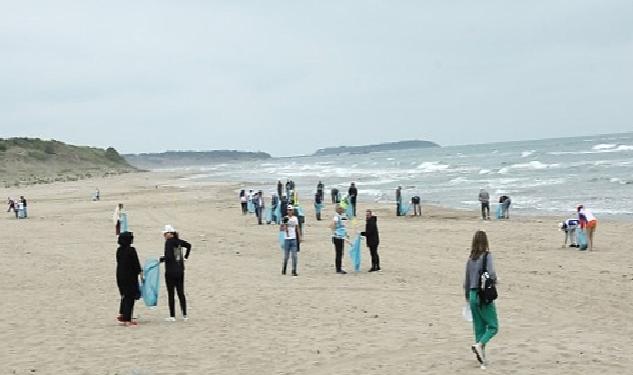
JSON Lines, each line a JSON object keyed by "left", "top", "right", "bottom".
{"left": 521, "top": 150, "right": 536, "bottom": 158}
{"left": 416, "top": 161, "right": 449, "bottom": 172}
{"left": 593, "top": 144, "right": 617, "bottom": 150}
{"left": 498, "top": 161, "right": 559, "bottom": 174}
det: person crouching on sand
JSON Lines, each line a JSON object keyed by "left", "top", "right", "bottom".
{"left": 116, "top": 232, "right": 142, "bottom": 327}
{"left": 159, "top": 225, "right": 192, "bottom": 322}
{"left": 464, "top": 230, "right": 499, "bottom": 369}
{"left": 577, "top": 205, "right": 598, "bottom": 251}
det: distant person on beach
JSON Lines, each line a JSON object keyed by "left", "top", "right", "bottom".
{"left": 16, "top": 199, "right": 25, "bottom": 219}
{"left": 240, "top": 190, "right": 248, "bottom": 215}
{"left": 271, "top": 193, "right": 280, "bottom": 224}
{"left": 411, "top": 195, "right": 421, "bottom": 216}
{"left": 277, "top": 180, "right": 283, "bottom": 199}
{"left": 285, "top": 180, "right": 291, "bottom": 198}
{"left": 281, "top": 205, "right": 300, "bottom": 276}
{"left": 577, "top": 205, "right": 598, "bottom": 251}
{"left": 94, "top": 188, "right": 100, "bottom": 201}
{"left": 464, "top": 230, "right": 498, "bottom": 369}
{"left": 331, "top": 188, "right": 340, "bottom": 204}
{"left": 116, "top": 231, "right": 142, "bottom": 327}
{"left": 330, "top": 205, "right": 349, "bottom": 274}
{"left": 254, "top": 191, "right": 264, "bottom": 225}
{"left": 159, "top": 225, "right": 192, "bottom": 322}
{"left": 280, "top": 195, "right": 289, "bottom": 218}
{"left": 316, "top": 181, "right": 325, "bottom": 202}
{"left": 559, "top": 218, "right": 579, "bottom": 248}
{"left": 7, "top": 197, "right": 15, "bottom": 213}
{"left": 113, "top": 203, "right": 127, "bottom": 235}
{"left": 348, "top": 182, "right": 358, "bottom": 217}
{"left": 499, "top": 195, "right": 511, "bottom": 219}
{"left": 479, "top": 189, "right": 490, "bottom": 220}
{"left": 360, "top": 209, "right": 381, "bottom": 272}
{"left": 395, "top": 186, "right": 402, "bottom": 216}
{"left": 314, "top": 192, "right": 323, "bottom": 221}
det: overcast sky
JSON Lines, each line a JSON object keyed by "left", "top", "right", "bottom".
{"left": 1, "top": 1, "right": 632, "bottom": 156}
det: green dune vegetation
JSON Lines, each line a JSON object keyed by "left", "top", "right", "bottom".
{"left": 0, "top": 138, "right": 137, "bottom": 188}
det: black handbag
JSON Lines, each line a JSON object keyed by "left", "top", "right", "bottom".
{"left": 479, "top": 252, "right": 498, "bottom": 305}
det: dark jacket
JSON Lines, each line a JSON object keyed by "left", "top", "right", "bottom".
{"left": 116, "top": 233, "right": 142, "bottom": 297}
{"left": 361, "top": 216, "right": 380, "bottom": 247}
{"left": 160, "top": 237, "right": 192, "bottom": 275}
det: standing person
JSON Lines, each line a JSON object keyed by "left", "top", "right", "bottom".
{"left": 20, "top": 196, "right": 27, "bottom": 218}
{"left": 479, "top": 189, "right": 490, "bottom": 220}
{"left": 348, "top": 182, "right": 358, "bottom": 217}
{"left": 277, "top": 180, "right": 283, "bottom": 199}
{"left": 395, "top": 186, "right": 402, "bottom": 216}
{"left": 316, "top": 181, "right": 325, "bottom": 202}
{"left": 281, "top": 205, "right": 300, "bottom": 276}
{"left": 360, "top": 209, "right": 380, "bottom": 272}
{"left": 7, "top": 197, "right": 15, "bottom": 213}
{"left": 240, "top": 190, "right": 248, "bottom": 215}
{"left": 411, "top": 195, "right": 421, "bottom": 216}
{"left": 159, "top": 225, "right": 192, "bottom": 322}
{"left": 271, "top": 193, "right": 280, "bottom": 224}
{"left": 464, "top": 230, "right": 499, "bottom": 369}
{"left": 16, "top": 199, "right": 25, "bottom": 219}
{"left": 331, "top": 188, "right": 340, "bottom": 204}
{"left": 285, "top": 180, "right": 291, "bottom": 199}
{"left": 113, "top": 204, "right": 125, "bottom": 236}
{"left": 255, "top": 191, "right": 264, "bottom": 225}
{"left": 329, "top": 205, "right": 348, "bottom": 274}
{"left": 314, "top": 192, "right": 323, "bottom": 221}
{"left": 577, "top": 205, "right": 598, "bottom": 251}
{"left": 116, "top": 231, "right": 142, "bottom": 327}
{"left": 94, "top": 188, "right": 100, "bottom": 201}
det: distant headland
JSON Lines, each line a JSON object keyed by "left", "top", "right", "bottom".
{"left": 0, "top": 137, "right": 136, "bottom": 188}
{"left": 123, "top": 150, "right": 272, "bottom": 169}
{"left": 312, "top": 140, "right": 440, "bottom": 157}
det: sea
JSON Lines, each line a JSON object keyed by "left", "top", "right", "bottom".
{"left": 178, "top": 132, "right": 633, "bottom": 219}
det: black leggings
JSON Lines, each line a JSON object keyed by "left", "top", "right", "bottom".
{"left": 369, "top": 245, "right": 380, "bottom": 269}
{"left": 333, "top": 238, "right": 344, "bottom": 272}
{"left": 165, "top": 273, "right": 187, "bottom": 318}
{"left": 119, "top": 295, "right": 136, "bottom": 322}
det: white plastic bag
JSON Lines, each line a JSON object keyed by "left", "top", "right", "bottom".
{"left": 462, "top": 304, "right": 473, "bottom": 322}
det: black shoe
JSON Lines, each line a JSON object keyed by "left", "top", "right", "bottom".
{"left": 292, "top": 271, "right": 298, "bottom": 276}
{"left": 368, "top": 267, "right": 376, "bottom": 272}
{"left": 336, "top": 270, "right": 347, "bottom": 274}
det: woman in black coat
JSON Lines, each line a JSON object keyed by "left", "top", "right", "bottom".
{"left": 361, "top": 209, "right": 381, "bottom": 272}
{"left": 116, "top": 232, "right": 142, "bottom": 327}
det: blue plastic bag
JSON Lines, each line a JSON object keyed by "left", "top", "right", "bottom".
{"left": 247, "top": 200, "right": 255, "bottom": 213}
{"left": 119, "top": 212, "right": 129, "bottom": 232}
{"left": 399, "top": 202, "right": 410, "bottom": 216}
{"left": 274, "top": 204, "right": 281, "bottom": 224}
{"left": 577, "top": 229, "right": 588, "bottom": 250}
{"left": 265, "top": 207, "right": 273, "bottom": 223}
{"left": 349, "top": 234, "right": 362, "bottom": 272}
{"left": 278, "top": 231, "right": 286, "bottom": 250}
{"left": 141, "top": 257, "right": 160, "bottom": 307}
{"left": 495, "top": 204, "right": 503, "bottom": 220}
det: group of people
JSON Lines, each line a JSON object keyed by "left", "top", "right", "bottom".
{"left": 395, "top": 186, "right": 422, "bottom": 216}
{"left": 6, "top": 196, "right": 28, "bottom": 219}
{"left": 478, "top": 189, "right": 511, "bottom": 220}
{"left": 559, "top": 205, "right": 599, "bottom": 251}
{"left": 115, "top": 224, "right": 192, "bottom": 327}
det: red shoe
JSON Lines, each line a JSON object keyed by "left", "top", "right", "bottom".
{"left": 116, "top": 315, "right": 124, "bottom": 322}
{"left": 124, "top": 321, "right": 139, "bottom": 327}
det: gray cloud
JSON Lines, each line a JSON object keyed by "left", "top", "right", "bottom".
{"left": 1, "top": 0, "right": 632, "bottom": 156}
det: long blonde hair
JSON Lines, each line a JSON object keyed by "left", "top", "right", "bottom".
{"left": 470, "top": 230, "right": 490, "bottom": 260}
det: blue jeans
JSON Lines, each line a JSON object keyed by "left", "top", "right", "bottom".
{"left": 283, "top": 239, "right": 298, "bottom": 273}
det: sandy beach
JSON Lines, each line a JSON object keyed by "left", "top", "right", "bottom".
{"left": 2, "top": 171, "right": 633, "bottom": 375}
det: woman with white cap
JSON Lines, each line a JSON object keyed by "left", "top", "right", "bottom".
{"left": 159, "top": 224, "right": 192, "bottom": 322}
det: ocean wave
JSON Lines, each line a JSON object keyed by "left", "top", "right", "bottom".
{"left": 521, "top": 150, "right": 536, "bottom": 158}
{"left": 498, "top": 161, "right": 559, "bottom": 174}
{"left": 416, "top": 161, "right": 449, "bottom": 173}
{"left": 593, "top": 144, "right": 617, "bottom": 150}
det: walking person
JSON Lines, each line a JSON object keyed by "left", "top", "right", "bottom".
{"left": 116, "top": 231, "right": 142, "bottom": 327}
{"left": 330, "top": 205, "right": 349, "bottom": 274}
{"left": 159, "top": 225, "right": 192, "bottom": 322}
{"left": 254, "top": 191, "right": 264, "bottom": 225}
{"left": 331, "top": 188, "right": 340, "bottom": 204}
{"left": 479, "top": 189, "right": 490, "bottom": 220}
{"left": 360, "top": 209, "right": 380, "bottom": 272}
{"left": 348, "top": 182, "right": 358, "bottom": 217}
{"left": 314, "top": 192, "right": 323, "bottom": 221}
{"left": 281, "top": 205, "right": 300, "bottom": 276}
{"left": 19, "top": 196, "right": 27, "bottom": 218}
{"left": 464, "top": 230, "right": 499, "bottom": 369}
{"left": 577, "top": 205, "right": 598, "bottom": 251}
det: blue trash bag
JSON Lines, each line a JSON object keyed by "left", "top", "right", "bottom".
{"left": 141, "top": 257, "right": 160, "bottom": 307}
{"left": 119, "top": 212, "right": 129, "bottom": 232}
{"left": 247, "top": 200, "right": 255, "bottom": 213}
{"left": 274, "top": 204, "right": 281, "bottom": 224}
{"left": 265, "top": 207, "right": 273, "bottom": 223}
{"left": 495, "top": 204, "right": 503, "bottom": 219}
{"left": 314, "top": 202, "right": 323, "bottom": 215}
{"left": 278, "top": 231, "right": 286, "bottom": 250}
{"left": 399, "top": 202, "right": 411, "bottom": 216}
{"left": 577, "top": 229, "right": 588, "bottom": 250}
{"left": 349, "top": 234, "right": 362, "bottom": 272}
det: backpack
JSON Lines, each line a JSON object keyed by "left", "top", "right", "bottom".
{"left": 478, "top": 253, "right": 498, "bottom": 305}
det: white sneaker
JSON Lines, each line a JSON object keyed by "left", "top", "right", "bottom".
{"left": 182, "top": 315, "right": 189, "bottom": 321}
{"left": 471, "top": 343, "right": 484, "bottom": 365}
{"left": 165, "top": 317, "right": 176, "bottom": 322}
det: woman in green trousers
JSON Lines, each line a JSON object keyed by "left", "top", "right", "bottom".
{"left": 464, "top": 230, "right": 499, "bottom": 369}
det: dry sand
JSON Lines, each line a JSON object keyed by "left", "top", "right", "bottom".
{"left": 2, "top": 172, "right": 633, "bottom": 375}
